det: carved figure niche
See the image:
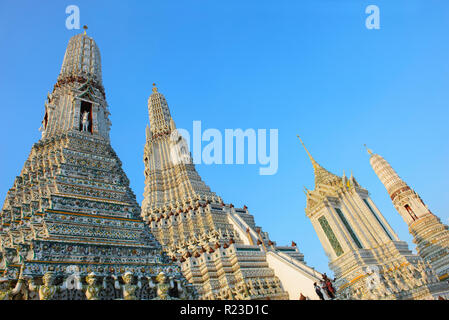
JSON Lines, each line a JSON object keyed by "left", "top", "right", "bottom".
{"left": 80, "top": 101, "right": 93, "bottom": 133}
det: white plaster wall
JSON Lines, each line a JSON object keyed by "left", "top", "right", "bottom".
{"left": 266, "top": 251, "right": 323, "bottom": 300}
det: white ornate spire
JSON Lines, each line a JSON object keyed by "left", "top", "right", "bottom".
{"left": 143, "top": 84, "right": 216, "bottom": 209}
{"left": 58, "top": 28, "right": 102, "bottom": 85}
{"left": 367, "top": 149, "right": 417, "bottom": 218}
{"left": 368, "top": 147, "right": 449, "bottom": 280}
{"left": 40, "top": 31, "right": 110, "bottom": 140}
{"left": 147, "top": 83, "right": 173, "bottom": 136}
{"left": 141, "top": 87, "right": 321, "bottom": 300}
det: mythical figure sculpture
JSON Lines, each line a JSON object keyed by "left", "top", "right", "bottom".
{"left": 217, "top": 287, "right": 233, "bottom": 300}
{"left": 29, "top": 272, "right": 62, "bottom": 300}
{"left": 39, "top": 121, "right": 46, "bottom": 138}
{"left": 113, "top": 272, "right": 140, "bottom": 300}
{"left": 151, "top": 272, "right": 176, "bottom": 300}
{"left": 81, "top": 272, "right": 107, "bottom": 300}
{"left": 365, "top": 266, "right": 381, "bottom": 294}
{"left": 405, "top": 264, "right": 423, "bottom": 286}
{"left": 246, "top": 279, "right": 258, "bottom": 296}
{"left": 266, "top": 279, "right": 277, "bottom": 294}
{"left": 4, "top": 248, "right": 17, "bottom": 266}
{"left": 0, "top": 269, "right": 25, "bottom": 300}
{"left": 391, "top": 270, "right": 408, "bottom": 291}
{"left": 81, "top": 111, "right": 90, "bottom": 132}
{"left": 232, "top": 282, "right": 249, "bottom": 300}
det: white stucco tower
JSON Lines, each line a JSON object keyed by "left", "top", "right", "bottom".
{"left": 40, "top": 31, "right": 111, "bottom": 140}
{"left": 367, "top": 147, "right": 449, "bottom": 281}
{"left": 140, "top": 85, "right": 327, "bottom": 300}
{"left": 298, "top": 136, "right": 449, "bottom": 300}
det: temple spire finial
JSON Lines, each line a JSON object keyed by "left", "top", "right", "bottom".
{"left": 83, "top": 25, "right": 88, "bottom": 35}
{"left": 152, "top": 82, "right": 158, "bottom": 93}
{"left": 303, "top": 186, "right": 308, "bottom": 195}
{"left": 297, "top": 135, "right": 318, "bottom": 167}
{"left": 364, "top": 144, "right": 373, "bottom": 155}
{"left": 297, "top": 135, "right": 341, "bottom": 187}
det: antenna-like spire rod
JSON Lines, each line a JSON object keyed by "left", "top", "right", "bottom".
{"left": 303, "top": 186, "right": 309, "bottom": 195}
{"left": 363, "top": 144, "right": 373, "bottom": 155}
{"left": 297, "top": 135, "right": 318, "bottom": 167}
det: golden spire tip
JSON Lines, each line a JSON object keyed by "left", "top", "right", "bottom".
{"left": 297, "top": 135, "right": 317, "bottom": 166}
{"left": 303, "top": 186, "right": 308, "bottom": 195}
{"left": 363, "top": 144, "right": 373, "bottom": 155}
{"left": 83, "top": 25, "right": 88, "bottom": 35}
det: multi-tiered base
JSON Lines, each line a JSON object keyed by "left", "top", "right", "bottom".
{"left": 410, "top": 214, "right": 449, "bottom": 281}
{"left": 0, "top": 131, "right": 193, "bottom": 300}
{"left": 333, "top": 240, "right": 449, "bottom": 300}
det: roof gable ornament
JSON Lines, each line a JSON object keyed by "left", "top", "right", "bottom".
{"left": 75, "top": 80, "right": 100, "bottom": 103}
{"left": 297, "top": 135, "right": 341, "bottom": 188}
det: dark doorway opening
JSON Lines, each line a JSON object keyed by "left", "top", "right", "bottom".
{"left": 404, "top": 204, "right": 418, "bottom": 221}
{"left": 43, "top": 111, "right": 48, "bottom": 129}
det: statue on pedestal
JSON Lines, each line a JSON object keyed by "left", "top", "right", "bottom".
{"left": 81, "top": 111, "right": 90, "bottom": 132}
{"left": 83, "top": 272, "right": 107, "bottom": 300}
{"left": 232, "top": 282, "right": 249, "bottom": 300}
{"left": 29, "top": 272, "right": 63, "bottom": 300}
{"left": 151, "top": 272, "right": 176, "bottom": 300}
{"left": 113, "top": 272, "right": 140, "bottom": 300}
{"left": 0, "top": 268, "right": 25, "bottom": 300}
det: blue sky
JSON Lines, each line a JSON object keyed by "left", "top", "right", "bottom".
{"left": 0, "top": 1, "right": 448, "bottom": 276}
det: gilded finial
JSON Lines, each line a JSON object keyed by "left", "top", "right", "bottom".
{"left": 297, "top": 135, "right": 317, "bottom": 167}
{"left": 303, "top": 186, "right": 309, "bottom": 195}
{"left": 297, "top": 135, "right": 340, "bottom": 186}
{"left": 152, "top": 83, "right": 158, "bottom": 93}
{"left": 363, "top": 144, "right": 373, "bottom": 155}
{"left": 83, "top": 25, "right": 88, "bottom": 35}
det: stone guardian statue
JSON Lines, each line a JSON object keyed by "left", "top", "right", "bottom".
{"left": 113, "top": 272, "right": 141, "bottom": 300}
{"left": 28, "top": 272, "right": 64, "bottom": 300}
{"left": 81, "top": 111, "right": 90, "bottom": 132}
